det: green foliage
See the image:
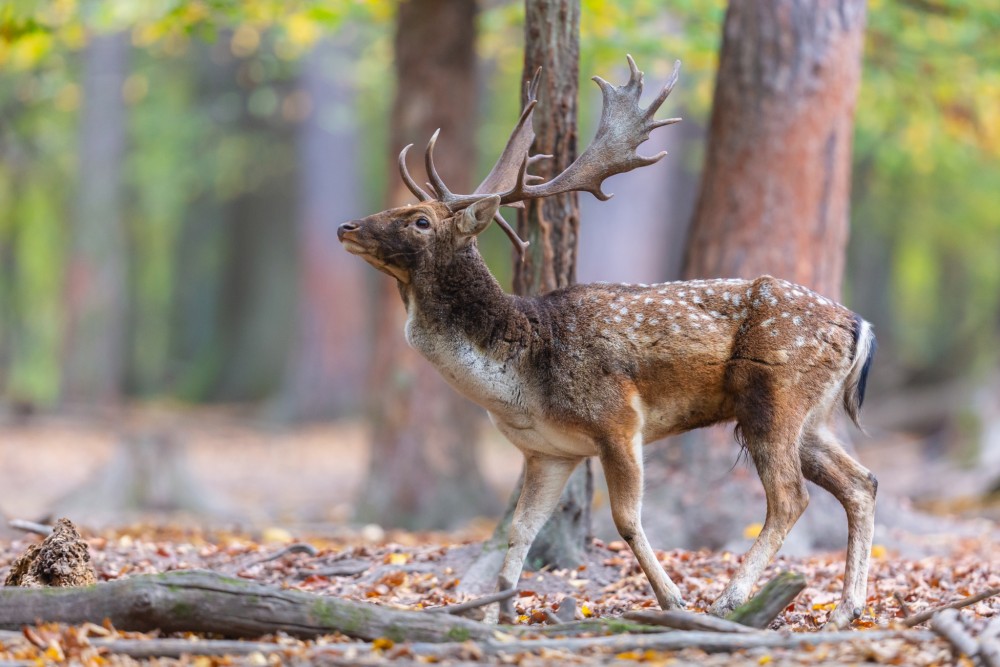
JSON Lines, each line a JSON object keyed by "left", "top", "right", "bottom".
{"left": 850, "top": 0, "right": 1000, "bottom": 376}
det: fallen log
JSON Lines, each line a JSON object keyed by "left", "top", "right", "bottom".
{"left": 397, "top": 627, "right": 938, "bottom": 658}
{"left": 75, "top": 627, "right": 940, "bottom": 661}
{"left": 0, "top": 570, "right": 493, "bottom": 643}
{"left": 726, "top": 571, "right": 806, "bottom": 629}
{"left": 930, "top": 609, "right": 979, "bottom": 663}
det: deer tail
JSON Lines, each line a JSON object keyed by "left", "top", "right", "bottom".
{"left": 843, "top": 314, "right": 876, "bottom": 430}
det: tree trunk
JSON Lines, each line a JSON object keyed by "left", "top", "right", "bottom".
{"left": 356, "top": 0, "right": 498, "bottom": 530}
{"left": 276, "top": 39, "right": 368, "bottom": 420}
{"left": 464, "top": 0, "right": 590, "bottom": 585}
{"left": 202, "top": 41, "right": 298, "bottom": 402}
{"left": 60, "top": 33, "right": 130, "bottom": 408}
{"left": 649, "top": 0, "right": 868, "bottom": 553}
{"left": 683, "top": 0, "right": 866, "bottom": 297}
{"left": 515, "top": 0, "right": 591, "bottom": 570}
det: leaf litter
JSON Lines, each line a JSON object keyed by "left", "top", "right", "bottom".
{"left": 0, "top": 524, "right": 997, "bottom": 665}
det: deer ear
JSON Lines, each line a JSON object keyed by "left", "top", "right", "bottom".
{"left": 456, "top": 195, "right": 501, "bottom": 238}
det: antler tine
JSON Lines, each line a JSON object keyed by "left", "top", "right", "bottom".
{"left": 493, "top": 55, "right": 683, "bottom": 206}
{"left": 492, "top": 211, "right": 530, "bottom": 257}
{"left": 398, "top": 144, "right": 432, "bottom": 202}
{"left": 424, "top": 129, "right": 454, "bottom": 202}
{"left": 645, "top": 60, "right": 682, "bottom": 119}
{"left": 525, "top": 66, "right": 542, "bottom": 104}
{"left": 625, "top": 53, "right": 643, "bottom": 92}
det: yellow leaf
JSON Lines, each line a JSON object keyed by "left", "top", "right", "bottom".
{"left": 581, "top": 604, "right": 593, "bottom": 618}
{"left": 372, "top": 637, "right": 394, "bottom": 650}
{"left": 262, "top": 527, "right": 293, "bottom": 544}
{"left": 743, "top": 523, "right": 763, "bottom": 539}
{"left": 758, "top": 655, "right": 773, "bottom": 665}
{"left": 615, "top": 651, "right": 642, "bottom": 660}
{"left": 44, "top": 644, "right": 65, "bottom": 661}
{"left": 517, "top": 614, "right": 529, "bottom": 624}
{"left": 388, "top": 553, "right": 409, "bottom": 565}
{"left": 871, "top": 544, "right": 887, "bottom": 559}
{"left": 812, "top": 602, "right": 837, "bottom": 612}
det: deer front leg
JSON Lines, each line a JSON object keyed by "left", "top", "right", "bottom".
{"left": 485, "top": 454, "right": 580, "bottom": 624}
{"left": 709, "top": 433, "right": 810, "bottom": 618}
{"left": 600, "top": 436, "right": 686, "bottom": 610}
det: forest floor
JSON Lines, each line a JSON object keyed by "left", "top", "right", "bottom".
{"left": 1, "top": 412, "right": 998, "bottom": 664}
{"left": 0, "top": 522, "right": 997, "bottom": 665}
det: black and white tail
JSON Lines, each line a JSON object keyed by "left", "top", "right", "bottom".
{"left": 844, "top": 314, "right": 876, "bottom": 428}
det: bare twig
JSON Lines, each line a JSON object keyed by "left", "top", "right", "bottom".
{"left": 426, "top": 588, "right": 519, "bottom": 615}
{"left": 92, "top": 638, "right": 286, "bottom": 660}
{"left": 624, "top": 609, "right": 757, "bottom": 634}
{"left": 902, "top": 588, "right": 1000, "bottom": 627}
{"left": 237, "top": 542, "right": 318, "bottom": 571}
{"left": 296, "top": 560, "right": 370, "bottom": 578}
{"left": 893, "top": 591, "right": 913, "bottom": 619}
{"left": 7, "top": 520, "right": 53, "bottom": 537}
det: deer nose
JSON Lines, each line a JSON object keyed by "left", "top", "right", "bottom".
{"left": 337, "top": 221, "right": 360, "bottom": 240}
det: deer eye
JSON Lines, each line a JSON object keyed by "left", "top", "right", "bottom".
{"left": 414, "top": 217, "right": 431, "bottom": 230}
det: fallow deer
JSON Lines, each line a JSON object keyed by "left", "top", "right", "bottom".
{"left": 338, "top": 56, "right": 877, "bottom": 630}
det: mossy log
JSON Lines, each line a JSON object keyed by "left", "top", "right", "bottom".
{"left": 0, "top": 570, "right": 493, "bottom": 643}
{"left": 726, "top": 571, "right": 807, "bottom": 629}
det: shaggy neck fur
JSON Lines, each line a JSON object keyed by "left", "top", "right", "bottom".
{"left": 403, "top": 243, "right": 533, "bottom": 363}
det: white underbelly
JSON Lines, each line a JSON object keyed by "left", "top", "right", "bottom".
{"left": 489, "top": 412, "right": 599, "bottom": 459}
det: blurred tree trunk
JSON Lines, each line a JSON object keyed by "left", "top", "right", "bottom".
{"left": 276, "top": 40, "right": 368, "bottom": 420}
{"left": 513, "top": 0, "right": 591, "bottom": 569}
{"left": 208, "top": 45, "right": 298, "bottom": 402}
{"left": 463, "top": 0, "right": 588, "bottom": 591}
{"left": 683, "top": 0, "right": 866, "bottom": 297}
{"left": 650, "top": 0, "right": 867, "bottom": 552}
{"left": 61, "top": 33, "right": 130, "bottom": 408}
{"left": 356, "top": 0, "right": 498, "bottom": 530}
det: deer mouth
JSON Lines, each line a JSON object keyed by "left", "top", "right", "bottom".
{"left": 340, "top": 239, "right": 368, "bottom": 256}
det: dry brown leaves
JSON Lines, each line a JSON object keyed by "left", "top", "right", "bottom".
{"left": 1, "top": 524, "right": 997, "bottom": 666}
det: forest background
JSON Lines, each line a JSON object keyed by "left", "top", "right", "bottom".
{"left": 0, "top": 0, "right": 999, "bottom": 548}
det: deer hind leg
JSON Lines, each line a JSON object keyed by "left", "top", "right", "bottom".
{"left": 709, "top": 403, "right": 810, "bottom": 618}
{"left": 487, "top": 454, "right": 581, "bottom": 623}
{"left": 799, "top": 422, "right": 877, "bottom": 629}
{"left": 600, "top": 430, "right": 686, "bottom": 610}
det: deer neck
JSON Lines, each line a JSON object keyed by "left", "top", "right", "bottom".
{"left": 404, "top": 245, "right": 523, "bottom": 351}
{"left": 401, "top": 245, "right": 531, "bottom": 411}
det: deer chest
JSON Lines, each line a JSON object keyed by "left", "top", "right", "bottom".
{"left": 405, "top": 315, "right": 525, "bottom": 415}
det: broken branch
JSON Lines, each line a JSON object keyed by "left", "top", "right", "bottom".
{"left": 426, "top": 588, "right": 518, "bottom": 615}
{"left": 902, "top": 588, "right": 1000, "bottom": 627}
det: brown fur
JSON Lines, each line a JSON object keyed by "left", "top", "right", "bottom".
{"left": 338, "top": 198, "right": 877, "bottom": 629}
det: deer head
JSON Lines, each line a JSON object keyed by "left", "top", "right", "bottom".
{"left": 337, "top": 197, "right": 501, "bottom": 285}
{"left": 338, "top": 55, "right": 682, "bottom": 279}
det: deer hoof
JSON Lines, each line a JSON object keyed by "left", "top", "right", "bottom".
{"left": 823, "top": 604, "right": 861, "bottom": 631}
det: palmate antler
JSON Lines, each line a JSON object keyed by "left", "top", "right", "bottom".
{"left": 397, "top": 56, "right": 682, "bottom": 253}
